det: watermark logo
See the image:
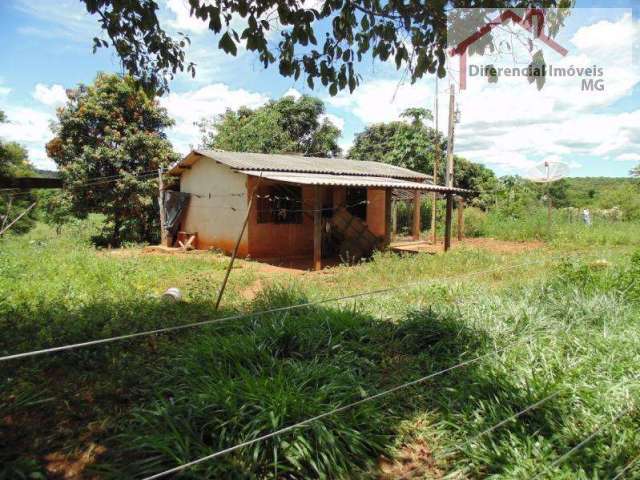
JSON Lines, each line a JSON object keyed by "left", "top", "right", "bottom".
{"left": 447, "top": 8, "right": 606, "bottom": 92}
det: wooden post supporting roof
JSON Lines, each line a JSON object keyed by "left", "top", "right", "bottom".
{"left": 412, "top": 190, "right": 421, "bottom": 240}
{"left": 457, "top": 197, "right": 465, "bottom": 241}
{"left": 391, "top": 199, "right": 397, "bottom": 239}
{"left": 384, "top": 188, "right": 392, "bottom": 247}
{"left": 158, "top": 168, "right": 170, "bottom": 247}
{"left": 313, "top": 185, "right": 322, "bottom": 271}
{"left": 444, "top": 193, "right": 453, "bottom": 252}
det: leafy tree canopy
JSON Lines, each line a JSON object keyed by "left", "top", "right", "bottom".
{"left": 347, "top": 111, "right": 498, "bottom": 207}
{"left": 0, "top": 111, "right": 36, "bottom": 180}
{"left": 199, "top": 95, "right": 341, "bottom": 157}
{"left": 80, "top": 0, "right": 567, "bottom": 94}
{"left": 46, "top": 73, "right": 179, "bottom": 246}
{"left": 348, "top": 119, "right": 441, "bottom": 174}
{"left": 0, "top": 111, "right": 38, "bottom": 234}
{"left": 400, "top": 107, "right": 433, "bottom": 127}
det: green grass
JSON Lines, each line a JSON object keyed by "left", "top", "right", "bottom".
{"left": 461, "top": 206, "right": 640, "bottom": 247}
{"left": 1, "top": 220, "right": 640, "bottom": 479}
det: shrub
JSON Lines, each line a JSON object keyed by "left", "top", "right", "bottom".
{"left": 461, "top": 207, "right": 487, "bottom": 237}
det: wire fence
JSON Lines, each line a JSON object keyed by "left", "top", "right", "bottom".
{"left": 0, "top": 254, "right": 562, "bottom": 362}
{"left": 613, "top": 453, "right": 640, "bottom": 480}
{"left": 141, "top": 332, "right": 541, "bottom": 480}
{"left": 141, "top": 308, "right": 639, "bottom": 480}
{"left": 532, "top": 405, "right": 636, "bottom": 480}
{"left": 1, "top": 191, "right": 636, "bottom": 478}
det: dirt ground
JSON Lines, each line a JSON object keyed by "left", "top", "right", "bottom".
{"left": 378, "top": 439, "right": 443, "bottom": 479}
{"left": 391, "top": 237, "right": 544, "bottom": 255}
{"left": 105, "top": 238, "right": 544, "bottom": 275}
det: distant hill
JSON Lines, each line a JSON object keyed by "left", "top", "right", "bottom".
{"left": 563, "top": 177, "right": 639, "bottom": 218}
{"left": 35, "top": 169, "right": 60, "bottom": 178}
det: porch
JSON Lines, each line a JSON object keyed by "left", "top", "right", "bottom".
{"left": 245, "top": 171, "right": 468, "bottom": 270}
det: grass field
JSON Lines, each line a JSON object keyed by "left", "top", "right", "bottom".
{"left": 1, "top": 218, "right": 640, "bottom": 479}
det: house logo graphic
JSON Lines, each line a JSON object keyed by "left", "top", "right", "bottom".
{"left": 449, "top": 8, "right": 568, "bottom": 90}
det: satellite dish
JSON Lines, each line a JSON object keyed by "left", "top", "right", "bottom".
{"left": 524, "top": 160, "right": 570, "bottom": 239}
{"left": 525, "top": 160, "right": 570, "bottom": 183}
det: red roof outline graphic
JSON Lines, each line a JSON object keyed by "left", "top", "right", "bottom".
{"left": 449, "top": 8, "right": 569, "bottom": 89}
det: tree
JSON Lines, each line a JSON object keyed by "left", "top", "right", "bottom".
{"left": 631, "top": 165, "right": 640, "bottom": 177}
{"left": 348, "top": 120, "right": 441, "bottom": 174}
{"left": 0, "top": 111, "right": 38, "bottom": 235}
{"left": 400, "top": 107, "right": 433, "bottom": 127}
{"left": 199, "top": 95, "right": 341, "bottom": 157}
{"left": 454, "top": 155, "right": 500, "bottom": 208}
{"left": 46, "top": 73, "right": 179, "bottom": 247}
{"left": 79, "top": 0, "right": 567, "bottom": 94}
{"left": 348, "top": 112, "right": 497, "bottom": 206}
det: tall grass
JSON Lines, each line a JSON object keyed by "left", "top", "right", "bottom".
{"left": 90, "top": 256, "right": 640, "bottom": 479}
{"left": 462, "top": 206, "right": 640, "bottom": 248}
{"left": 1, "top": 221, "right": 640, "bottom": 479}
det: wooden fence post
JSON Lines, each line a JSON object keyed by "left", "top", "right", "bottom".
{"left": 384, "top": 188, "right": 392, "bottom": 247}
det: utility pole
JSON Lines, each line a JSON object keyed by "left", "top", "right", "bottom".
{"left": 445, "top": 85, "right": 456, "bottom": 188}
{"left": 444, "top": 85, "right": 456, "bottom": 252}
{"left": 430, "top": 76, "right": 439, "bottom": 245}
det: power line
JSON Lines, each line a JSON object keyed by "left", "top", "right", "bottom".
{"left": 189, "top": 198, "right": 371, "bottom": 215}
{"left": 0, "top": 255, "right": 561, "bottom": 362}
{"left": 0, "top": 170, "right": 160, "bottom": 197}
{"left": 392, "top": 337, "right": 640, "bottom": 479}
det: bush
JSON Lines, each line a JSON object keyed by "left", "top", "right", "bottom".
{"left": 461, "top": 207, "right": 487, "bottom": 237}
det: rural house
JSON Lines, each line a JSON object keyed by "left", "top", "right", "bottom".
{"left": 167, "top": 150, "right": 466, "bottom": 269}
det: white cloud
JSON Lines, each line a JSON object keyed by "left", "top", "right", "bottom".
{"left": 322, "top": 10, "right": 638, "bottom": 173}
{"left": 161, "top": 83, "right": 269, "bottom": 153}
{"left": 616, "top": 153, "right": 640, "bottom": 162}
{"left": 326, "top": 79, "right": 434, "bottom": 125}
{"left": 14, "top": 0, "right": 100, "bottom": 42}
{"left": 321, "top": 113, "right": 345, "bottom": 131}
{"left": 283, "top": 88, "right": 303, "bottom": 100}
{"left": 33, "top": 84, "right": 68, "bottom": 107}
{"left": 165, "top": 0, "right": 209, "bottom": 33}
{"left": 0, "top": 107, "right": 53, "bottom": 144}
{"left": 0, "top": 106, "right": 57, "bottom": 169}
{"left": 447, "top": 10, "right": 640, "bottom": 172}
{"left": 571, "top": 13, "right": 635, "bottom": 53}
{"left": 338, "top": 136, "right": 354, "bottom": 155}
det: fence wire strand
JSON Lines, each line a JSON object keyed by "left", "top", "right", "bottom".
{"left": 612, "top": 453, "right": 640, "bottom": 480}
{"left": 0, "top": 255, "right": 561, "bottom": 362}
{"left": 141, "top": 337, "right": 531, "bottom": 480}
{"left": 532, "top": 405, "right": 636, "bottom": 480}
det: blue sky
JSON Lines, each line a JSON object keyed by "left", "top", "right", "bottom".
{"left": 0, "top": 0, "right": 638, "bottom": 178}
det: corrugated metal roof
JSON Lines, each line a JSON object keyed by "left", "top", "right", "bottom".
{"left": 170, "top": 149, "right": 429, "bottom": 180}
{"left": 240, "top": 171, "right": 469, "bottom": 193}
